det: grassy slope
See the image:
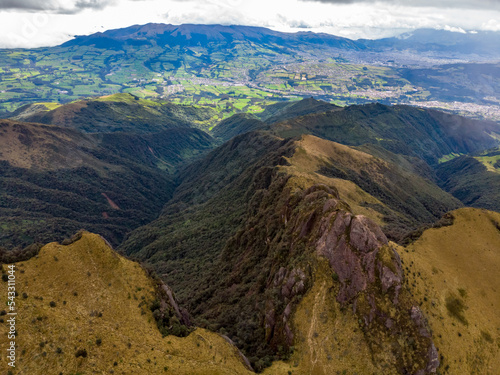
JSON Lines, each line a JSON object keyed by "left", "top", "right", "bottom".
{"left": 285, "top": 135, "right": 462, "bottom": 240}
{"left": 264, "top": 259, "right": 384, "bottom": 375}
{"left": 266, "top": 208, "right": 500, "bottom": 375}
{"left": 397, "top": 208, "right": 500, "bottom": 374}
{"left": 0, "top": 233, "right": 252, "bottom": 374}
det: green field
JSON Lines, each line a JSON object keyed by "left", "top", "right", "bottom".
{"left": 1, "top": 38, "right": 499, "bottom": 122}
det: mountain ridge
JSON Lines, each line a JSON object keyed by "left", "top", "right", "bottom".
{"left": 119, "top": 130, "right": 471, "bottom": 371}
{"left": 270, "top": 102, "right": 500, "bottom": 165}
{"left": 10, "top": 93, "right": 218, "bottom": 133}
{"left": 62, "top": 23, "right": 500, "bottom": 57}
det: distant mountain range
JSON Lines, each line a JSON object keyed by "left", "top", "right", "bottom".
{"left": 62, "top": 23, "right": 364, "bottom": 50}
{"left": 360, "top": 28, "right": 500, "bottom": 57}
{"left": 64, "top": 23, "right": 500, "bottom": 58}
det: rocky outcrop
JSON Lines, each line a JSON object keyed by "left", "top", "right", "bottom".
{"left": 150, "top": 280, "right": 192, "bottom": 337}
{"left": 266, "top": 267, "right": 307, "bottom": 345}
{"left": 316, "top": 209, "right": 402, "bottom": 306}
{"left": 262, "top": 182, "right": 438, "bottom": 374}
{"left": 181, "top": 153, "right": 440, "bottom": 373}
{"left": 161, "top": 283, "right": 192, "bottom": 327}
{"left": 300, "top": 185, "right": 438, "bottom": 374}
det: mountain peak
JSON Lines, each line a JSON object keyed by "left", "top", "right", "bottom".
{"left": 61, "top": 22, "right": 361, "bottom": 49}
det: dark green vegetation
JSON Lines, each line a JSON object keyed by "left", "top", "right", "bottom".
{"left": 10, "top": 93, "right": 217, "bottom": 133}
{"left": 0, "top": 142, "right": 174, "bottom": 248}
{"left": 120, "top": 132, "right": 290, "bottom": 302}
{"left": 3, "top": 96, "right": 496, "bottom": 251}
{"left": 0, "top": 115, "right": 214, "bottom": 248}
{"left": 445, "top": 295, "right": 468, "bottom": 326}
{"left": 0, "top": 241, "right": 42, "bottom": 264}
{"left": 436, "top": 153, "right": 500, "bottom": 212}
{"left": 270, "top": 103, "right": 500, "bottom": 165}
{"left": 256, "top": 97, "right": 340, "bottom": 124}
{"left": 211, "top": 113, "right": 264, "bottom": 142}
{"left": 1, "top": 24, "right": 500, "bottom": 121}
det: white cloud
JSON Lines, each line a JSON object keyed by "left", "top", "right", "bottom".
{"left": 300, "top": 0, "right": 500, "bottom": 11}
{"left": 482, "top": 18, "right": 500, "bottom": 31}
{"left": 0, "top": 0, "right": 117, "bottom": 14}
{"left": 443, "top": 25, "right": 467, "bottom": 33}
{"left": 0, "top": 0, "right": 499, "bottom": 48}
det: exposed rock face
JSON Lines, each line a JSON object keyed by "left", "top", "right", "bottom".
{"left": 267, "top": 183, "right": 439, "bottom": 374}
{"left": 266, "top": 267, "right": 307, "bottom": 345}
{"left": 161, "top": 283, "right": 192, "bottom": 326}
{"left": 316, "top": 210, "right": 401, "bottom": 305}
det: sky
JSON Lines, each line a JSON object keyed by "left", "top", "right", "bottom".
{"left": 0, "top": 0, "right": 500, "bottom": 48}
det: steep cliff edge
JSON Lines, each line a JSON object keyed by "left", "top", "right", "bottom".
{"left": 210, "top": 177, "right": 438, "bottom": 373}
{"left": 120, "top": 132, "right": 466, "bottom": 372}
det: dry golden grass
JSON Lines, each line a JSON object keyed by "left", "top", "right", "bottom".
{"left": 0, "top": 233, "right": 252, "bottom": 375}
{"left": 264, "top": 258, "right": 385, "bottom": 375}
{"left": 293, "top": 135, "right": 375, "bottom": 173}
{"left": 271, "top": 137, "right": 500, "bottom": 374}
{"left": 398, "top": 208, "right": 500, "bottom": 374}
{"left": 281, "top": 134, "right": 404, "bottom": 225}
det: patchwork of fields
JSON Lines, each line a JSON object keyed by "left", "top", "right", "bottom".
{"left": 2, "top": 37, "right": 499, "bottom": 121}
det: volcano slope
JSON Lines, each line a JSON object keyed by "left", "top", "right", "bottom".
{"left": 121, "top": 130, "right": 497, "bottom": 373}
